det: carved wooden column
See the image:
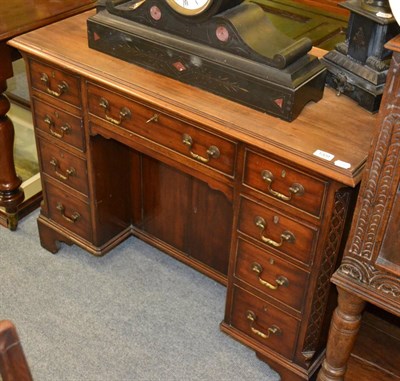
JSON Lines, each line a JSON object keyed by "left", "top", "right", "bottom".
{"left": 0, "top": 43, "right": 24, "bottom": 230}
{"left": 317, "top": 34, "right": 400, "bottom": 381}
{"left": 318, "top": 288, "right": 366, "bottom": 380}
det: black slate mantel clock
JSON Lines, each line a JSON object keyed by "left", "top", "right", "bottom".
{"left": 87, "top": 0, "right": 327, "bottom": 121}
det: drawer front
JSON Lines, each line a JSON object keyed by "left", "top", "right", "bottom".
{"left": 32, "top": 98, "right": 85, "bottom": 151}
{"left": 38, "top": 138, "right": 88, "bottom": 195}
{"left": 231, "top": 286, "right": 299, "bottom": 359}
{"left": 235, "top": 239, "right": 309, "bottom": 312}
{"left": 244, "top": 149, "right": 326, "bottom": 217}
{"left": 87, "top": 83, "right": 236, "bottom": 176}
{"left": 238, "top": 197, "right": 317, "bottom": 265}
{"left": 45, "top": 180, "right": 91, "bottom": 241}
{"left": 30, "top": 60, "right": 81, "bottom": 107}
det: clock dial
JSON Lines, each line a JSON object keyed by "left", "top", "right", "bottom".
{"left": 165, "top": 0, "right": 213, "bottom": 16}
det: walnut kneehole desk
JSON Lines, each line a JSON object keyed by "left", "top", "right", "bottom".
{"left": 9, "top": 10, "right": 376, "bottom": 381}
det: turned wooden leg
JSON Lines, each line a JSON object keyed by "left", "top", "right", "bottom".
{"left": 317, "top": 286, "right": 366, "bottom": 381}
{"left": 0, "top": 79, "right": 25, "bottom": 230}
{"left": 0, "top": 43, "right": 25, "bottom": 231}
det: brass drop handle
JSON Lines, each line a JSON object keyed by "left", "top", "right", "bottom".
{"left": 254, "top": 216, "right": 295, "bottom": 248}
{"left": 44, "top": 115, "right": 71, "bottom": 139}
{"left": 99, "top": 97, "right": 132, "bottom": 125}
{"left": 50, "top": 158, "right": 75, "bottom": 181}
{"left": 251, "top": 262, "right": 289, "bottom": 290}
{"left": 246, "top": 310, "right": 281, "bottom": 339}
{"left": 40, "top": 73, "right": 69, "bottom": 97}
{"left": 56, "top": 203, "right": 80, "bottom": 224}
{"left": 261, "top": 170, "right": 304, "bottom": 202}
{"left": 182, "top": 133, "right": 220, "bottom": 163}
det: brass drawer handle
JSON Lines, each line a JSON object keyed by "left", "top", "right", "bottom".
{"left": 254, "top": 216, "right": 296, "bottom": 248}
{"left": 50, "top": 158, "right": 75, "bottom": 181}
{"left": 246, "top": 310, "right": 281, "bottom": 339}
{"left": 40, "top": 73, "right": 69, "bottom": 97}
{"left": 56, "top": 202, "right": 80, "bottom": 224}
{"left": 44, "top": 115, "right": 71, "bottom": 138}
{"left": 251, "top": 262, "right": 289, "bottom": 290}
{"left": 182, "top": 133, "right": 220, "bottom": 163}
{"left": 261, "top": 170, "right": 304, "bottom": 202}
{"left": 99, "top": 97, "right": 131, "bottom": 125}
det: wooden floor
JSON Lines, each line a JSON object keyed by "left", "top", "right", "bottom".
{"left": 345, "top": 306, "right": 400, "bottom": 381}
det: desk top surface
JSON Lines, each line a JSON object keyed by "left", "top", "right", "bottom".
{"left": 9, "top": 10, "right": 379, "bottom": 187}
{"left": 0, "top": 0, "right": 96, "bottom": 41}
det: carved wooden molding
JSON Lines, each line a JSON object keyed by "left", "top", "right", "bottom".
{"left": 338, "top": 256, "right": 400, "bottom": 299}
{"left": 347, "top": 53, "right": 400, "bottom": 261}
{"left": 336, "top": 51, "right": 400, "bottom": 304}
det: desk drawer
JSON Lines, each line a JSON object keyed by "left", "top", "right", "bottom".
{"left": 30, "top": 59, "right": 81, "bottom": 108}
{"left": 32, "top": 98, "right": 85, "bottom": 151}
{"left": 230, "top": 286, "right": 299, "bottom": 359}
{"left": 243, "top": 149, "right": 326, "bottom": 217}
{"left": 44, "top": 180, "right": 91, "bottom": 241}
{"left": 238, "top": 196, "right": 317, "bottom": 265}
{"left": 87, "top": 83, "right": 236, "bottom": 176}
{"left": 38, "top": 138, "right": 88, "bottom": 195}
{"left": 234, "top": 239, "right": 309, "bottom": 312}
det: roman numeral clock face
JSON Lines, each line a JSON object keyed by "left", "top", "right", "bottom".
{"left": 165, "top": 0, "right": 213, "bottom": 16}
{"left": 164, "top": 0, "right": 243, "bottom": 20}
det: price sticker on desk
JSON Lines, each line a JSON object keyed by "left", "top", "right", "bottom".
{"left": 313, "top": 149, "right": 334, "bottom": 161}
{"left": 334, "top": 160, "right": 351, "bottom": 169}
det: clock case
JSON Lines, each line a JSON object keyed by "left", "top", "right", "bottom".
{"left": 87, "top": 0, "right": 327, "bottom": 121}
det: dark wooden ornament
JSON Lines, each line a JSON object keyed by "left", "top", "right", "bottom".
{"left": 322, "top": 0, "right": 400, "bottom": 112}
{"left": 87, "top": 0, "right": 326, "bottom": 121}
